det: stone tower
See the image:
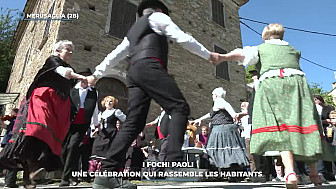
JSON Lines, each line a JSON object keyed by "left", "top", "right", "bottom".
{"left": 7, "top": 0, "right": 248, "bottom": 130}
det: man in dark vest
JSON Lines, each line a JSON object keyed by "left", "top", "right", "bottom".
{"left": 87, "top": 0, "right": 222, "bottom": 188}
{"left": 146, "top": 107, "right": 170, "bottom": 163}
{"left": 60, "top": 68, "right": 99, "bottom": 186}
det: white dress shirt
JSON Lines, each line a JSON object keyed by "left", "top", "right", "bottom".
{"left": 73, "top": 82, "right": 99, "bottom": 130}
{"left": 94, "top": 12, "right": 211, "bottom": 79}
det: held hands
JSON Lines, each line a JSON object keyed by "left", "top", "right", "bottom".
{"left": 209, "top": 52, "right": 221, "bottom": 65}
{"left": 234, "top": 112, "right": 246, "bottom": 122}
{"left": 233, "top": 114, "right": 239, "bottom": 123}
{"left": 209, "top": 50, "right": 245, "bottom": 65}
{"left": 78, "top": 75, "right": 88, "bottom": 86}
{"left": 208, "top": 52, "right": 228, "bottom": 65}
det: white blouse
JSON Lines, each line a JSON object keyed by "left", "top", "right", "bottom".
{"left": 195, "top": 97, "right": 237, "bottom": 122}
{"left": 237, "top": 39, "right": 289, "bottom": 66}
{"left": 213, "top": 97, "right": 236, "bottom": 118}
{"left": 98, "top": 108, "right": 126, "bottom": 128}
{"left": 235, "top": 39, "right": 305, "bottom": 82}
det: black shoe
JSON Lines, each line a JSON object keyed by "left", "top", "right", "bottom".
{"left": 249, "top": 176, "right": 267, "bottom": 183}
{"left": 79, "top": 177, "right": 92, "bottom": 183}
{"left": 94, "top": 177, "right": 136, "bottom": 189}
{"left": 323, "top": 172, "right": 335, "bottom": 181}
{"left": 59, "top": 180, "right": 70, "bottom": 187}
{"left": 4, "top": 184, "right": 19, "bottom": 188}
{"left": 227, "top": 177, "right": 239, "bottom": 183}
{"left": 59, "top": 179, "right": 79, "bottom": 187}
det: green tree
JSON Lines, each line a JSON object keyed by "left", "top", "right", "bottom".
{"left": 309, "top": 82, "right": 335, "bottom": 107}
{"left": 0, "top": 8, "right": 19, "bottom": 92}
{"left": 245, "top": 65, "right": 257, "bottom": 83}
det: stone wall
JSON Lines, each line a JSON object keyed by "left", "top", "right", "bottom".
{"left": 6, "top": 0, "right": 66, "bottom": 112}
{"left": 57, "top": 0, "right": 248, "bottom": 121}
{"left": 7, "top": 0, "right": 248, "bottom": 124}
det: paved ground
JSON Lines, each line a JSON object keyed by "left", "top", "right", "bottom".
{"left": 2, "top": 178, "right": 336, "bottom": 188}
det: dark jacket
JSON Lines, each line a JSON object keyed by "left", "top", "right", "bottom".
{"left": 69, "top": 87, "right": 98, "bottom": 125}
{"left": 26, "top": 56, "right": 76, "bottom": 99}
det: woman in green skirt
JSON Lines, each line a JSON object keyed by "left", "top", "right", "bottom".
{"left": 215, "top": 23, "right": 325, "bottom": 188}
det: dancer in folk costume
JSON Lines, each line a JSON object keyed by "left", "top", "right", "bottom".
{"left": 91, "top": 96, "right": 126, "bottom": 160}
{"left": 60, "top": 68, "right": 99, "bottom": 186}
{"left": 86, "top": 0, "right": 221, "bottom": 188}
{"left": 16, "top": 40, "right": 87, "bottom": 185}
{"left": 216, "top": 23, "right": 328, "bottom": 188}
{"left": 193, "top": 88, "right": 249, "bottom": 171}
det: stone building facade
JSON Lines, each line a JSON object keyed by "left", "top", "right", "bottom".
{"left": 7, "top": 0, "right": 248, "bottom": 132}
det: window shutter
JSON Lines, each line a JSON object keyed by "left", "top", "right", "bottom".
{"left": 214, "top": 45, "right": 230, "bottom": 81}
{"left": 211, "top": 0, "right": 225, "bottom": 28}
{"left": 109, "top": 0, "right": 136, "bottom": 39}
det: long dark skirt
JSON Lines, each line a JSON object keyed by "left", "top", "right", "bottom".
{"left": 0, "top": 132, "right": 25, "bottom": 170}
{"left": 15, "top": 136, "right": 63, "bottom": 172}
{"left": 206, "top": 124, "right": 249, "bottom": 169}
{"left": 91, "top": 127, "right": 118, "bottom": 159}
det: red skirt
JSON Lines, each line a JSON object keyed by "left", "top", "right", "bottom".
{"left": 25, "top": 87, "right": 70, "bottom": 156}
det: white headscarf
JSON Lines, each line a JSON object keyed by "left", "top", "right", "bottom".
{"left": 212, "top": 87, "right": 226, "bottom": 99}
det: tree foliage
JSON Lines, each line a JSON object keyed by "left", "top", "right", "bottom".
{"left": 309, "top": 82, "right": 335, "bottom": 107}
{"left": 0, "top": 8, "right": 19, "bottom": 92}
{"left": 245, "top": 65, "right": 257, "bottom": 83}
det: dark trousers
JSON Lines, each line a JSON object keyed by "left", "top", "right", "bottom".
{"left": 5, "top": 169, "right": 18, "bottom": 185}
{"left": 4, "top": 167, "right": 31, "bottom": 186}
{"left": 245, "top": 139, "right": 274, "bottom": 178}
{"left": 158, "top": 136, "right": 169, "bottom": 162}
{"left": 101, "top": 58, "right": 190, "bottom": 171}
{"left": 79, "top": 137, "right": 94, "bottom": 172}
{"left": 322, "top": 161, "right": 335, "bottom": 173}
{"left": 318, "top": 159, "right": 336, "bottom": 179}
{"left": 245, "top": 139, "right": 256, "bottom": 172}
{"left": 296, "top": 161, "right": 308, "bottom": 175}
{"left": 62, "top": 123, "right": 88, "bottom": 181}
{"left": 125, "top": 147, "right": 145, "bottom": 172}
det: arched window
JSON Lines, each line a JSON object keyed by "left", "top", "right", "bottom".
{"left": 95, "top": 77, "right": 128, "bottom": 112}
